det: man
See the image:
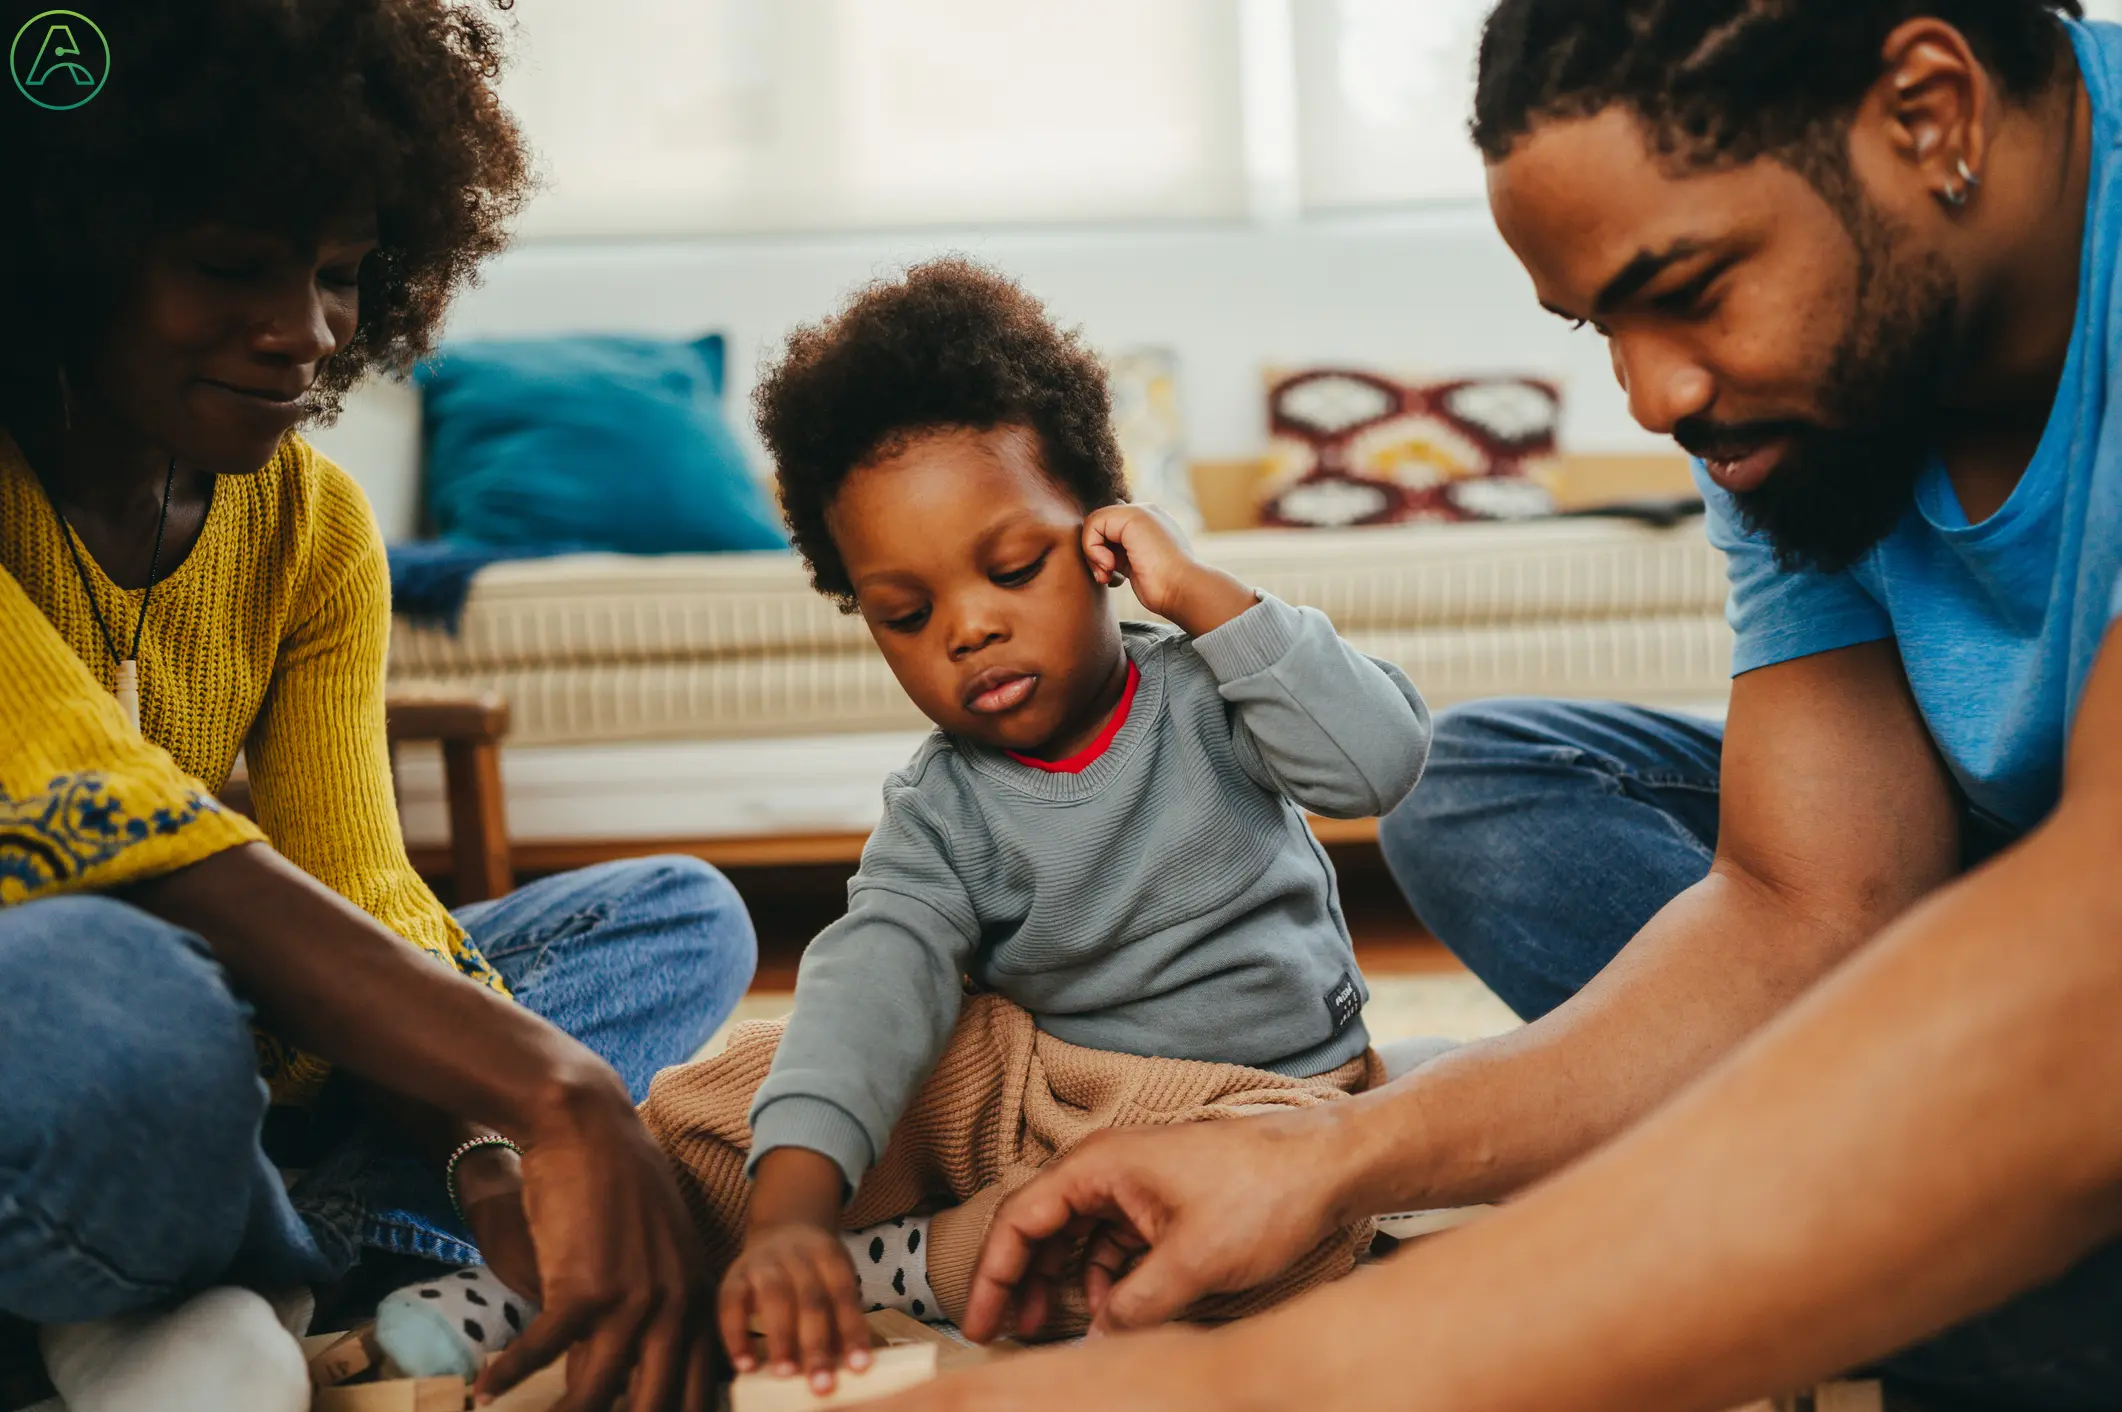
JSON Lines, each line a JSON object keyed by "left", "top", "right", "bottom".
{"left": 874, "top": 3, "right": 2122, "bottom": 1409}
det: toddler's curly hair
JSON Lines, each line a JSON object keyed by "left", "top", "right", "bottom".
{"left": 757, "top": 259, "right": 1128, "bottom": 611}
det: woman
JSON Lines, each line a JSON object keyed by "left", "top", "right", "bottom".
{"left": 0, "top": 4, "right": 754, "bottom": 1410}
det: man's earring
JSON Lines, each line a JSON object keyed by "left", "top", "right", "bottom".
{"left": 1943, "top": 157, "right": 1981, "bottom": 209}
{"left": 54, "top": 363, "right": 72, "bottom": 431}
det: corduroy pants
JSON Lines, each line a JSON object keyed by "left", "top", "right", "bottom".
{"left": 641, "top": 994, "right": 1381, "bottom": 1337}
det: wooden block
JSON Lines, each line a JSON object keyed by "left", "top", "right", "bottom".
{"left": 314, "top": 1383, "right": 415, "bottom": 1412}
{"left": 313, "top": 1377, "right": 463, "bottom": 1412}
{"left": 1723, "top": 1382, "right": 1884, "bottom": 1412}
{"left": 860, "top": 1310, "right": 1019, "bottom": 1371}
{"left": 478, "top": 1362, "right": 571, "bottom": 1412}
{"left": 862, "top": 1310, "right": 951, "bottom": 1349}
{"left": 1814, "top": 1382, "right": 1884, "bottom": 1412}
{"left": 307, "top": 1324, "right": 382, "bottom": 1389}
{"left": 731, "top": 1344, "right": 938, "bottom": 1411}
{"left": 416, "top": 1378, "right": 471, "bottom": 1412}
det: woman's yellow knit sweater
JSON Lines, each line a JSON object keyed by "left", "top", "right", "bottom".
{"left": 0, "top": 431, "right": 505, "bottom": 1103}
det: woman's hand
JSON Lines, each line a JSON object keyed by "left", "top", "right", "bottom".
{"left": 1082, "top": 505, "right": 1255, "bottom": 638}
{"left": 718, "top": 1148, "right": 874, "bottom": 1395}
{"left": 130, "top": 849, "right": 723, "bottom": 1412}
{"left": 456, "top": 1146, "right": 542, "bottom": 1305}
{"left": 962, "top": 1108, "right": 1363, "bottom": 1340}
{"left": 474, "top": 1076, "right": 720, "bottom": 1412}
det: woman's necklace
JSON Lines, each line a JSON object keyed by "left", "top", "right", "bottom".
{"left": 42, "top": 457, "right": 179, "bottom": 731}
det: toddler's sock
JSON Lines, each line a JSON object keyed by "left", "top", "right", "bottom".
{"left": 375, "top": 1265, "right": 538, "bottom": 1379}
{"left": 39, "top": 1286, "right": 308, "bottom": 1412}
{"left": 839, "top": 1216, "right": 942, "bottom": 1323}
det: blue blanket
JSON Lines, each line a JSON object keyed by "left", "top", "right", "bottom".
{"left": 387, "top": 539, "right": 590, "bottom": 633}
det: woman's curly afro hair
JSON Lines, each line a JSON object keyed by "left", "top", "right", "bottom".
{"left": 0, "top": 0, "right": 531, "bottom": 419}
{"left": 757, "top": 258, "right": 1128, "bottom": 612}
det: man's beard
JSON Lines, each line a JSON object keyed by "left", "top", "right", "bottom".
{"left": 1675, "top": 200, "right": 1959, "bottom": 574}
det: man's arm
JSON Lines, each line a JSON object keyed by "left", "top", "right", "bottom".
{"left": 1211, "top": 627, "right": 2122, "bottom": 1411}
{"left": 1335, "top": 637, "right": 1960, "bottom": 1210}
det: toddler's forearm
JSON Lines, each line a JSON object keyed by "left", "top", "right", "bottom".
{"left": 748, "top": 1146, "right": 848, "bottom": 1232}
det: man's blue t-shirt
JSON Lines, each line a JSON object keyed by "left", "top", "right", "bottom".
{"left": 1699, "top": 17, "right": 2122, "bottom": 835}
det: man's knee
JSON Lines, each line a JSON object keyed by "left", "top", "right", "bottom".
{"left": 0, "top": 897, "right": 265, "bottom": 1270}
{"left": 1378, "top": 697, "right": 1621, "bottom": 940}
{"left": 1382, "top": 700, "right": 1561, "bottom": 849}
{"left": 1425, "top": 697, "right": 1598, "bottom": 762}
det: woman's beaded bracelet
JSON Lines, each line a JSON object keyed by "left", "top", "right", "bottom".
{"left": 444, "top": 1134, "right": 524, "bottom": 1224}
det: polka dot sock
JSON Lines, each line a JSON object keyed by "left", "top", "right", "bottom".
{"left": 840, "top": 1215, "right": 942, "bottom": 1323}
{"left": 374, "top": 1266, "right": 538, "bottom": 1379}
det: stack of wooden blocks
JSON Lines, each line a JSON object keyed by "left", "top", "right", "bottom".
{"left": 303, "top": 1310, "right": 1891, "bottom": 1411}
{"left": 301, "top": 1308, "right": 1010, "bottom": 1412}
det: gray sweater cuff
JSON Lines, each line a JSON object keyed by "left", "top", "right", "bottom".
{"left": 1190, "top": 591, "right": 1301, "bottom": 682}
{"left": 746, "top": 1095, "right": 874, "bottom": 1195}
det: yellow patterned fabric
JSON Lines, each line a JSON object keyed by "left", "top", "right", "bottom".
{"left": 1, "top": 431, "right": 507, "bottom": 1104}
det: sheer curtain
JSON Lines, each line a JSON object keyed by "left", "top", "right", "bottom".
{"left": 494, "top": 2, "right": 2121, "bottom": 238}
{"left": 497, "top": 0, "right": 1249, "bottom": 237}
{"left": 1292, "top": 0, "right": 1493, "bottom": 212}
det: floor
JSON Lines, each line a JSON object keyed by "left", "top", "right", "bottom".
{"left": 711, "top": 844, "right": 1523, "bottom": 1056}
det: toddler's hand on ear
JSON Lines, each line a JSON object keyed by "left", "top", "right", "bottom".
{"left": 1084, "top": 504, "right": 1256, "bottom": 637}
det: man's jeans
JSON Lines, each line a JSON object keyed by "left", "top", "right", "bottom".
{"left": 0, "top": 856, "right": 756, "bottom": 1323}
{"left": 1380, "top": 698, "right": 2122, "bottom": 1411}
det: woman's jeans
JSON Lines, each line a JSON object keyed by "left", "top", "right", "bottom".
{"left": 1380, "top": 698, "right": 2122, "bottom": 1411}
{"left": 0, "top": 856, "right": 756, "bottom": 1323}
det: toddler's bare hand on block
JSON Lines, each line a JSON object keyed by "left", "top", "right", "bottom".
{"left": 722, "top": 1147, "right": 875, "bottom": 1395}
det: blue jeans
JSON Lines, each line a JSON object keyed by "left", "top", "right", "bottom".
{"left": 1380, "top": 698, "right": 2122, "bottom": 1411}
{"left": 0, "top": 856, "right": 756, "bottom": 1323}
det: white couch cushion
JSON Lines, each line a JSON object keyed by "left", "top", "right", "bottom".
{"left": 390, "top": 518, "right": 1730, "bottom": 675}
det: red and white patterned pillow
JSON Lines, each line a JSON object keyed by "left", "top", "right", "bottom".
{"left": 1258, "top": 369, "right": 1562, "bottom": 529}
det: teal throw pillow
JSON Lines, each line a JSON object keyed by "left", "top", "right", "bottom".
{"left": 415, "top": 334, "right": 787, "bottom": 554}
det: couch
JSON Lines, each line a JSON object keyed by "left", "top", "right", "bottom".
{"left": 382, "top": 510, "right": 1735, "bottom": 873}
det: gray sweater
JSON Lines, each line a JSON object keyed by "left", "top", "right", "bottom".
{"left": 748, "top": 594, "right": 1432, "bottom": 1189}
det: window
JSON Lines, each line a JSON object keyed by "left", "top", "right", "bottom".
{"left": 497, "top": 0, "right": 1249, "bottom": 237}
{"left": 500, "top": 1, "right": 2122, "bottom": 238}
{"left": 1292, "top": 0, "right": 1493, "bottom": 211}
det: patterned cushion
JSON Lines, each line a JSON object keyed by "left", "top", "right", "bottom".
{"left": 1258, "top": 369, "right": 1562, "bottom": 529}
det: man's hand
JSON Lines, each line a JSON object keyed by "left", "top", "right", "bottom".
{"left": 717, "top": 1147, "right": 874, "bottom": 1394}
{"left": 961, "top": 1111, "right": 1361, "bottom": 1340}
{"left": 474, "top": 1076, "right": 720, "bottom": 1412}
{"left": 1082, "top": 505, "right": 1255, "bottom": 638}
